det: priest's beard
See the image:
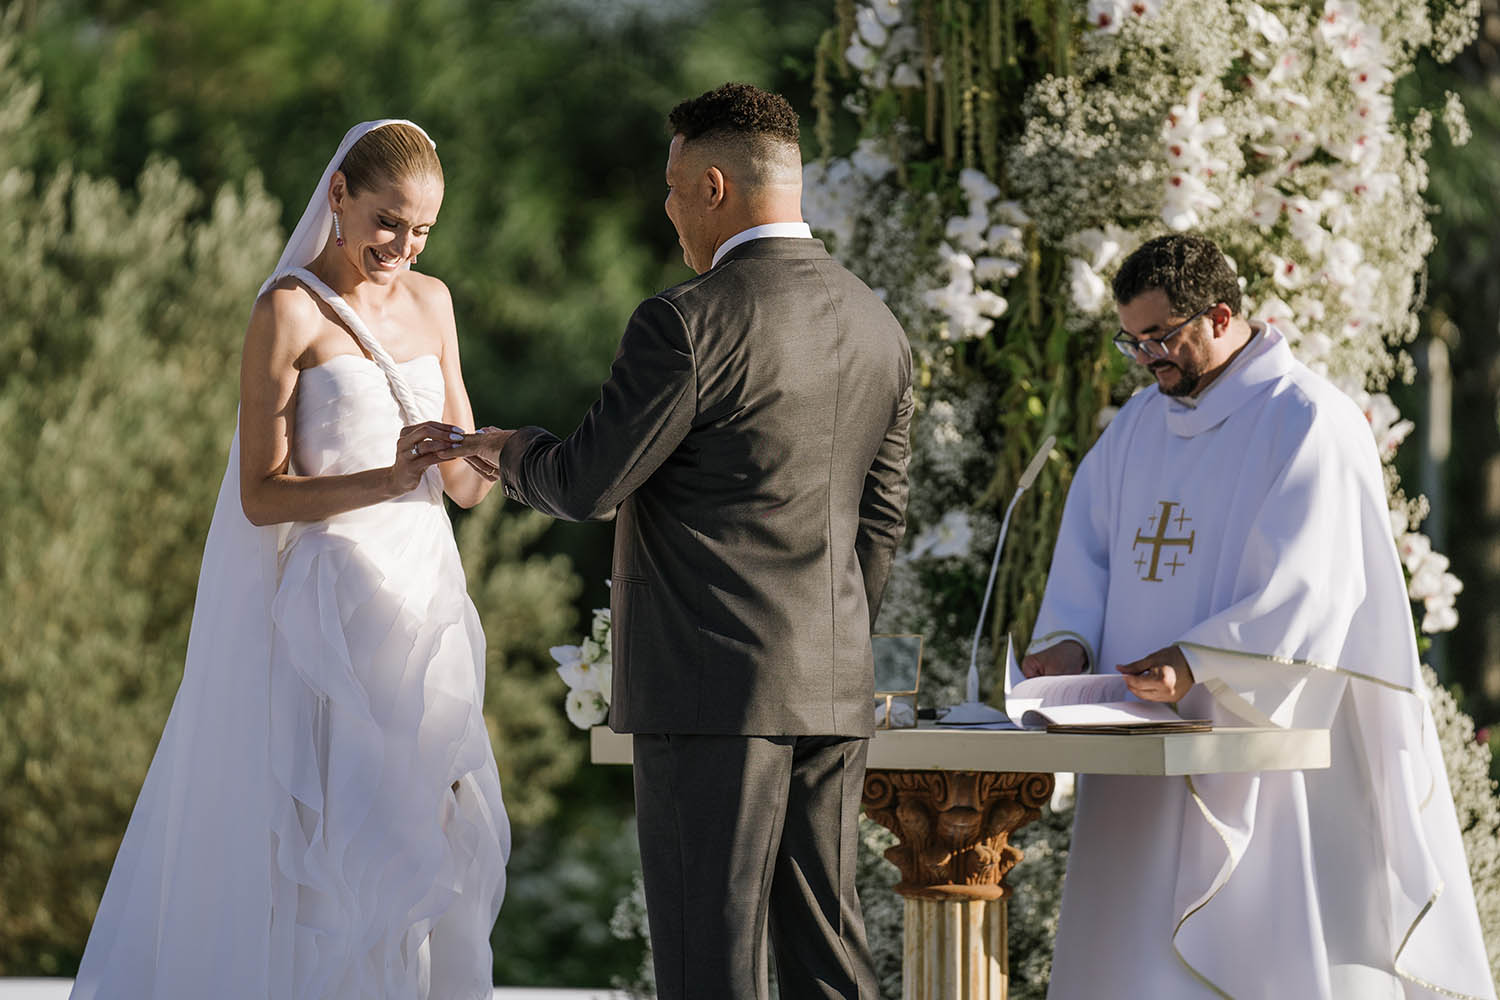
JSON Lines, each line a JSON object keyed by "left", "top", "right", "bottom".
{"left": 1148, "top": 359, "right": 1202, "bottom": 397}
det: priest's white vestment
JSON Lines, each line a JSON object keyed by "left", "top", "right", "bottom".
{"left": 1029, "top": 324, "right": 1494, "bottom": 999}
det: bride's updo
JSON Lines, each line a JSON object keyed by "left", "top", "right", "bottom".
{"left": 338, "top": 122, "right": 442, "bottom": 195}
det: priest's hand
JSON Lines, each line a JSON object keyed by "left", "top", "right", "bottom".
{"left": 1021, "top": 640, "right": 1087, "bottom": 678}
{"left": 1117, "top": 645, "right": 1195, "bottom": 703}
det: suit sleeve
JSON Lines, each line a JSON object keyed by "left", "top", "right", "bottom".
{"left": 498, "top": 296, "right": 696, "bottom": 522}
{"left": 857, "top": 374, "right": 914, "bottom": 626}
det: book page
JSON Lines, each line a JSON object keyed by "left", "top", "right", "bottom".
{"left": 1005, "top": 674, "right": 1201, "bottom": 730}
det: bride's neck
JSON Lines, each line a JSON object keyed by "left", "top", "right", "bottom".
{"left": 306, "top": 245, "right": 400, "bottom": 312}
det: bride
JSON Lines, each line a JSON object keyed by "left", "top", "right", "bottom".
{"left": 69, "top": 120, "right": 509, "bottom": 998}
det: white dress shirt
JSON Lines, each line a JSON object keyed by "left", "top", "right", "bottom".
{"left": 711, "top": 222, "right": 814, "bottom": 269}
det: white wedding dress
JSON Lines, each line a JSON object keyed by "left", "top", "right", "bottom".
{"left": 70, "top": 266, "right": 509, "bottom": 999}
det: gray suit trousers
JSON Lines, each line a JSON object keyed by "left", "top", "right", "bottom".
{"left": 632, "top": 733, "right": 877, "bottom": 1000}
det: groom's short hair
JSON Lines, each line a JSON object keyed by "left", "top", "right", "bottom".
{"left": 669, "top": 83, "right": 802, "bottom": 185}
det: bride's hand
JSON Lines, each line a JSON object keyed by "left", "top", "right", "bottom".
{"left": 390, "top": 421, "right": 467, "bottom": 493}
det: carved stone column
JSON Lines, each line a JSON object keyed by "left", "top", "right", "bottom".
{"left": 862, "top": 769, "right": 1054, "bottom": 1000}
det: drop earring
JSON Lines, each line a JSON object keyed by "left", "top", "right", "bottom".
{"left": 333, "top": 213, "right": 344, "bottom": 248}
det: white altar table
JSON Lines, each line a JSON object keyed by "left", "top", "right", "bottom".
{"left": 592, "top": 722, "right": 1329, "bottom": 999}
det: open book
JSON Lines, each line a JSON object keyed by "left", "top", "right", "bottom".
{"left": 937, "top": 638, "right": 1211, "bottom": 733}
{"left": 1005, "top": 672, "right": 1211, "bottom": 733}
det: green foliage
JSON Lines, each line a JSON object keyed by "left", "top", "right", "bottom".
{"left": 0, "top": 22, "right": 284, "bottom": 970}
{"left": 491, "top": 796, "right": 642, "bottom": 987}
{"left": 3, "top": 0, "right": 835, "bottom": 984}
{"left": 1427, "top": 667, "right": 1500, "bottom": 979}
{"left": 457, "top": 501, "right": 585, "bottom": 830}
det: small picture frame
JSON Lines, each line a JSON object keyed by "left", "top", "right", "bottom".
{"left": 872, "top": 633, "right": 923, "bottom": 730}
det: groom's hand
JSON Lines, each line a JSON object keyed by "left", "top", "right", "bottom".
{"left": 463, "top": 454, "right": 500, "bottom": 482}
{"left": 450, "top": 426, "right": 513, "bottom": 471}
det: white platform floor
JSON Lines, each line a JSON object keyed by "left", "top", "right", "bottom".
{"left": 1, "top": 983, "right": 629, "bottom": 999}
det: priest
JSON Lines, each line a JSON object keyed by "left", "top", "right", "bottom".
{"left": 1022, "top": 233, "right": 1494, "bottom": 998}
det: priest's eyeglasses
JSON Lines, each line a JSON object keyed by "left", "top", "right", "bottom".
{"left": 1113, "top": 304, "right": 1214, "bottom": 360}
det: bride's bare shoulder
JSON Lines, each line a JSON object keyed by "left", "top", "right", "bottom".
{"left": 245, "top": 277, "right": 323, "bottom": 362}
{"left": 401, "top": 269, "right": 453, "bottom": 311}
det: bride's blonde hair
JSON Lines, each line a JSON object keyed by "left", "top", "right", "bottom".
{"left": 338, "top": 122, "right": 442, "bottom": 195}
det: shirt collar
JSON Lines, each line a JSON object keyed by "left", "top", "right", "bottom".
{"left": 711, "top": 222, "right": 814, "bottom": 268}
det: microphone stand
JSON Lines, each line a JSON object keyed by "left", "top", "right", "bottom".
{"left": 940, "top": 434, "right": 1055, "bottom": 725}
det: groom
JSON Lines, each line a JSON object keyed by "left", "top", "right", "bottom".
{"left": 465, "top": 83, "right": 911, "bottom": 998}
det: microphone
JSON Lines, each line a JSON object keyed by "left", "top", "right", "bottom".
{"left": 943, "top": 434, "right": 1055, "bottom": 724}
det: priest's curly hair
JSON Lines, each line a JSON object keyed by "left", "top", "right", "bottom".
{"left": 1111, "top": 233, "right": 1243, "bottom": 317}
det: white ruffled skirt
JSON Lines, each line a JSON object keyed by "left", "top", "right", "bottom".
{"left": 267, "top": 495, "right": 508, "bottom": 999}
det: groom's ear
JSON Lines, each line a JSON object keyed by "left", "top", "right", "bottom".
{"left": 704, "top": 166, "right": 726, "bottom": 210}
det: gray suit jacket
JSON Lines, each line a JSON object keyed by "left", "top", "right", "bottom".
{"left": 499, "top": 237, "right": 912, "bottom": 736}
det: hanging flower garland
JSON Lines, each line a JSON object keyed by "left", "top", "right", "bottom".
{"left": 804, "top": 0, "right": 1475, "bottom": 713}
{"left": 803, "top": 1, "right": 1490, "bottom": 992}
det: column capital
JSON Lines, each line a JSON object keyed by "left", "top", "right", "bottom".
{"left": 862, "top": 769, "right": 1053, "bottom": 901}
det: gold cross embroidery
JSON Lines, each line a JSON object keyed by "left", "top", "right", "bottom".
{"left": 1132, "top": 500, "right": 1195, "bottom": 582}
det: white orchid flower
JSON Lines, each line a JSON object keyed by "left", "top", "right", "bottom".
{"left": 974, "top": 256, "right": 1022, "bottom": 284}
{"left": 855, "top": 6, "right": 890, "bottom": 47}
{"left": 1087, "top": 0, "right": 1127, "bottom": 33}
{"left": 845, "top": 39, "right": 878, "bottom": 71}
{"left": 1249, "top": 187, "right": 1285, "bottom": 226}
{"left": 850, "top": 139, "right": 897, "bottom": 181}
{"left": 958, "top": 167, "right": 1000, "bottom": 207}
{"left": 1317, "top": 0, "right": 1362, "bottom": 44}
{"left": 565, "top": 688, "right": 609, "bottom": 729}
{"left": 1398, "top": 532, "right": 1433, "bottom": 570}
{"left": 870, "top": 0, "right": 904, "bottom": 27}
{"left": 910, "top": 510, "right": 974, "bottom": 560}
{"left": 945, "top": 213, "right": 989, "bottom": 253}
{"left": 1422, "top": 601, "right": 1458, "bottom": 634}
{"left": 1068, "top": 258, "right": 1110, "bottom": 314}
{"left": 1267, "top": 254, "right": 1304, "bottom": 289}
{"left": 1068, "top": 224, "right": 1132, "bottom": 273}
{"left": 1246, "top": 3, "right": 1289, "bottom": 45}
{"left": 891, "top": 63, "right": 922, "bottom": 88}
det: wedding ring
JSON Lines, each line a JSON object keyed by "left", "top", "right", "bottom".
{"left": 411, "top": 445, "right": 420, "bottom": 457}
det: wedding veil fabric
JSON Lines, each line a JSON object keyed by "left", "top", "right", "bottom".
{"left": 71, "top": 120, "right": 508, "bottom": 999}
